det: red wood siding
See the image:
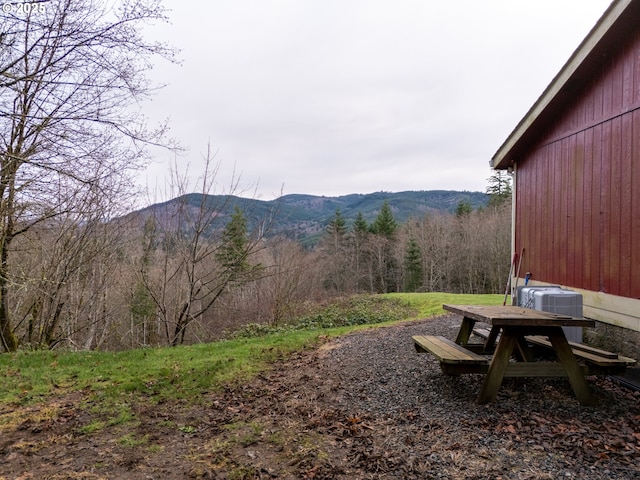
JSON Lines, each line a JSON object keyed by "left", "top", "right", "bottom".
{"left": 515, "top": 26, "right": 640, "bottom": 299}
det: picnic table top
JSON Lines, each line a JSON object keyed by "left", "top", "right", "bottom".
{"left": 443, "top": 304, "right": 596, "bottom": 328}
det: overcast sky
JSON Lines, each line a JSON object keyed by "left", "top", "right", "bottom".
{"left": 140, "top": 0, "right": 613, "bottom": 201}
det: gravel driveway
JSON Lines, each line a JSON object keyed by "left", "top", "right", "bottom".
{"left": 236, "top": 314, "right": 640, "bottom": 479}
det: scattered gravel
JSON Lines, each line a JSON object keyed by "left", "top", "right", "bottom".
{"left": 239, "top": 314, "right": 640, "bottom": 479}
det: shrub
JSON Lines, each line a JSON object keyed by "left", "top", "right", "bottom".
{"left": 230, "top": 295, "right": 417, "bottom": 338}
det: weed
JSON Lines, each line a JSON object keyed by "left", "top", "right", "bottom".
{"left": 107, "top": 408, "right": 135, "bottom": 427}
{"left": 179, "top": 425, "right": 197, "bottom": 434}
{"left": 13, "top": 440, "right": 46, "bottom": 454}
{"left": 228, "top": 465, "right": 261, "bottom": 480}
{"left": 79, "top": 420, "right": 105, "bottom": 434}
{"left": 222, "top": 420, "right": 264, "bottom": 447}
{"left": 117, "top": 433, "right": 148, "bottom": 447}
{"left": 266, "top": 429, "right": 285, "bottom": 447}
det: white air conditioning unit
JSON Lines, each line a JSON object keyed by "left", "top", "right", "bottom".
{"left": 518, "top": 286, "right": 583, "bottom": 343}
{"left": 517, "top": 286, "right": 561, "bottom": 308}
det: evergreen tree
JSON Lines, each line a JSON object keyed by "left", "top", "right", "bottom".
{"left": 351, "top": 212, "right": 370, "bottom": 292}
{"left": 216, "top": 206, "right": 250, "bottom": 275}
{"left": 352, "top": 212, "right": 369, "bottom": 235}
{"left": 322, "top": 209, "right": 349, "bottom": 293}
{"left": 326, "top": 209, "right": 347, "bottom": 238}
{"left": 455, "top": 201, "right": 473, "bottom": 217}
{"left": 486, "top": 171, "right": 512, "bottom": 207}
{"left": 404, "top": 238, "right": 423, "bottom": 292}
{"left": 370, "top": 201, "right": 398, "bottom": 236}
{"left": 130, "top": 281, "right": 156, "bottom": 345}
{"left": 367, "top": 201, "right": 399, "bottom": 292}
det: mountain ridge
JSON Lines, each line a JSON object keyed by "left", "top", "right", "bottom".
{"left": 129, "top": 190, "right": 488, "bottom": 243}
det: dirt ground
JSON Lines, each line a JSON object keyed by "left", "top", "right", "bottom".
{"left": 1, "top": 316, "right": 639, "bottom": 479}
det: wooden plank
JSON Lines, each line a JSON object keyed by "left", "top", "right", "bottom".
{"left": 439, "top": 360, "right": 624, "bottom": 377}
{"left": 632, "top": 109, "right": 640, "bottom": 299}
{"left": 583, "top": 127, "right": 596, "bottom": 291}
{"left": 412, "top": 335, "right": 488, "bottom": 365}
{"left": 590, "top": 124, "right": 603, "bottom": 292}
{"left": 515, "top": 336, "right": 534, "bottom": 362}
{"left": 548, "top": 331, "right": 596, "bottom": 405}
{"left": 571, "top": 349, "right": 634, "bottom": 367}
{"left": 454, "top": 317, "right": 475, "bottom": 345}
{"left": 503, "top": 363, "right": 627, "bottom": 377}
{"left": 443, "top": 304, "right": 595, "bottom": 327}
{"left": 472, "top": 328, "right": 491, "bottom": 339}
{"left": 477, "top": 334, "right": 517, "bottom": 405}
{"left": 573, "top": 131, "right": 585, "bottom": 286}
{"left": 601, "top": 120, "right": 614, "bottom": 294}
{"left": 413, "top": 335, "right": 486, "bottom": 363}
{"left": 619, "top": 113, "right": 633, "bottom": 298}
{"left": 571, "top": 342, "right": 615, "bottom": 358}
{"left": 526, "top": 335, "right": 636, "bottom": 366}
{"left": 440, "top": 363, "right": 489, "bottom": 376}
{"left": 486, "top": 326, "right": 501, "bottom": 349}
{"left": 460, "top": 343, "right": 488, "bottom": 351}
{"left": 552, "top": 141, "right": 563, "bottom": 283}
{"left": 568, "top": 133, "right": 581, "bottom": 287}
{"left": 609, "top": 116, "right": 622, "bottom": 295}
{"left": 472, "top": 327, "right": 501, "bottom": 349}
{"left": 504, "top": 363, "right": 569, "bottom": 377}
{"left": 558, "top": 137, "right": 569, "bottom": 285}
{"left": 526, "top": 335, "right": 617, "bottom": 358}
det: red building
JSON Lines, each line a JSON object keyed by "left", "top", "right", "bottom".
{"left": 492, "top": 0, "right": 640, "bottom": 345}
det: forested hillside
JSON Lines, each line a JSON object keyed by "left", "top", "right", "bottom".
{"left": 130, "top": 190, "right": 488, "bottom": 244}
{"left": 2, "top": 180, "right": 510, "bottom": 352}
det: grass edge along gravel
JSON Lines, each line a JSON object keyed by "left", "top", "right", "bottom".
{"left": 0, "top": 293, "right": 503, "bottom": 412}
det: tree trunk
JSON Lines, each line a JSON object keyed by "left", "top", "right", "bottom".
{"left": 0, "top": 243, "right": 18, "bottom": 351}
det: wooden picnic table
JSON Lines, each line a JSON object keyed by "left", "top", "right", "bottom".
{"left": 443, "top": 304, "right": 597, "bottom": 404}
{"left": 425, "top": 304, "right": 599, "bottom": 405}
{"left": 415, "top": 305, "right": 636, "bottom": 404}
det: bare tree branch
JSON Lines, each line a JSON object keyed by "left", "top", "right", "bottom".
{"left": 0, "top": 0, "right": 178, "bottom": 351}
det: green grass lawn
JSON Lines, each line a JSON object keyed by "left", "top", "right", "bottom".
{"left": 0, "top": 293, "right": 503, "bottom": 411}
{"left": 383, "top": 292, "right": 505, "bottom": 319}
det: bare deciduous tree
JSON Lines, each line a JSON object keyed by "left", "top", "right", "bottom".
{"left": 0, "top": 0, "right": 176, "bottom": 351}
{"left": 254, "top": 237, "right": 319, "bottom": 326}
{"left": 137, "top": 153, "right": 269, "bottom": 346}
{"left": 13, "top": 198, "right": 123, "bottom": 349}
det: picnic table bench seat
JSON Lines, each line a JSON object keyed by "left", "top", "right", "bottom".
{"left": 525, "top": 335, "right": 637, "bottom": 368}
{"left": 472, "top": 327, "right": 493, "bottom": 340}
{"left": 413, "top": 335, "right": 488, "bottom": 375}
{"left": 472, "top": 326, "right": 636, "bottom": 375}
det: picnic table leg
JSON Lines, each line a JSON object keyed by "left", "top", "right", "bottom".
{"left": 476, "top": 333, "right": 517, "bottom": 404}
{"left": 514, "top": 337, "right": 534, "bottom": 362}
{"left": 547, "top": 329, "right": 596, "bottom": 406}
{"left": 455, "top": 317, "right": 475, "bottom": 345}
{"left": 485, "top": 326, "right": 500, "bottom": 349}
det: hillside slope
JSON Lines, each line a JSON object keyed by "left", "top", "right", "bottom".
{"left": 128, "top": 190, "right": 488, "bottom": 242}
